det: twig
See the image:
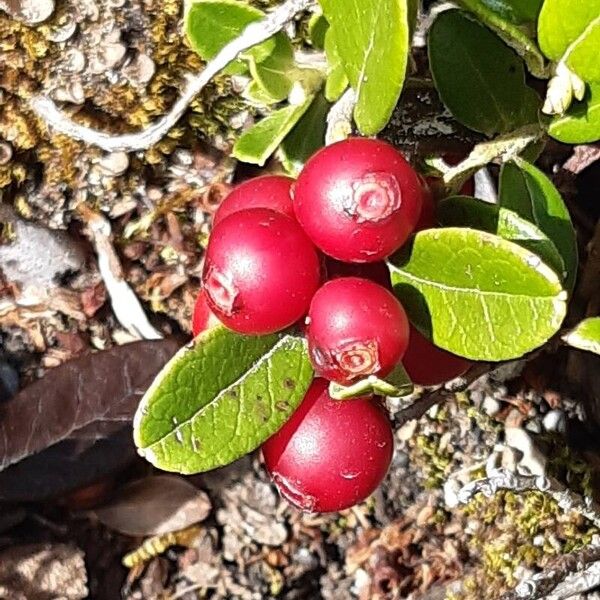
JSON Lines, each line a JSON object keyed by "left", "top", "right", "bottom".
{"left": 78, "top": 207, "right": 162, "bottom": 340}
{"left": 325, "top": 88, "right": 356, "bottom": 145}
{"left": 501, "top": 545, "right": 600, "bottom": 600}
{"left": 30, "top": 0, "right": 314, "bottom": 152}
{"left": 393, "top": 361, "right": 492, "bottom": 427}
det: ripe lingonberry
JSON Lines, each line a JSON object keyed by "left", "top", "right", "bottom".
{"left": 402, "top": 326, "right": 471, "bottom": 386}
{"left": 306, "top": 277, "right": 409, "bottom": 385}
{"left": 202, "top": 208, "right": 321, "bottom": 335}
{"left": 192, "top": 289, "right": 221, "bottom": 336}
{"left": 213, "top": 175, "right": 295, "bottom": 226}
{"left": 262, "top": 379, "right": 393, "bottom": 512}
{"left": 324, "top": 257, "right": 392, "bottom": 289}
{"left": 293, "top": 137, "right": 423, "bottom": 262}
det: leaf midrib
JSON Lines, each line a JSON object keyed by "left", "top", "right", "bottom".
{"left": 390, "top": 268, "right": 562, "bottom": 299}
{"left": 142, "top": 335, "right": 301, "bottom": 450}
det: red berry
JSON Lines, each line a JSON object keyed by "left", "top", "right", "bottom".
{"left": 293, "top": 137, "right": 423, "bottom": 262}
{"left": 262, "top": 379, "right": 393, "bottom": 512}
{"left": 324, "top": 257, "right": 392, "bottom": 289}
{"left": 213, "top": 175, "right": 294, "bottom": 226}
{"left": 415, "top": 175, "right": 436, "bottom": 231}
{"left": 202, "top": 208, "right": 321, "bottom": 335}
{"left": 306, "top": 277, "right": 409, "bottom": 385}
{"left": 402, "top": 326, "right": 471, "bottom": 386}
{"left": 192, "top": 289, "right": 221, "bottom": 336}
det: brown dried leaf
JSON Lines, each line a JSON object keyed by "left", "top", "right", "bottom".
{"left": 94, "top": 475, "right": 211, "bottom": 536}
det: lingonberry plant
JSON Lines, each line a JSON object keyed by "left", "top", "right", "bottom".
{"left": 131, "top": 0, "right": 600, "bottom": 515}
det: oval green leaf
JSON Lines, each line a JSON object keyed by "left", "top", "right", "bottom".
{"left": 318, "top": 0, "right": 410, "bottom": 135}
{"left": 324, "top": 28, "right": 349, "bottom": 102}
{"left": 134, "top": 326, "right": 314, "bottom": 474}
{"left": 499, "top": 158, "right": 578, "bottom": 291}
{"left": 185, "top": 0, "right": 275, "bottom": 75}
{"left": 456, "top": 0, "right": 547, "bottom": 77}
{"left": 549, "top": 82, "right": 600, "bottom": 143}
{"left": 386, "top": 228, "right": 567, "bottom": 361}
{"left": 280, "top": 92, "right": 329, "bottom": 176}
{"left": 428, "top": 9, "right": 540, "bottom": 135}
{"left": 438, "top": 195, "right": 566, "bottom": 278}
{"left": 232, "top": 94, "right": 315, "bottom": 165}
{"left": 563, "top": 317, "right": 600, "bottom": 355}
{"left": 248, "top": 34, "right": 295, "bottom": 102}
{"left": 538, "top": 0, "right": 600, "bottom": 83}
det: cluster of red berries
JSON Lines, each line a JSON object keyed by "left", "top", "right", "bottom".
{"left": 193, "top": 138, "right": 470, "bottom": 512}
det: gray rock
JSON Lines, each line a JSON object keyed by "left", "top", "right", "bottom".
{"left": 543, "top": 409, "right": 566, "bottom": 433}
{"left": 482, "top": 396, "right": 501, "bottom": 417}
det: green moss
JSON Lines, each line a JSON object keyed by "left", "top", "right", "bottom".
{"left": 414, "top": 433, "right": 453, "bottom": 488}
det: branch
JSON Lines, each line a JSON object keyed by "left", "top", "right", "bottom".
{"left": 325, "top": 88, "right": 356, "bottom": 145}
{"left": 30, "top": 0, "right": 314, "bottom": 152}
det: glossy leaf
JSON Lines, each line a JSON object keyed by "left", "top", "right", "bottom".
{"left": 456, "top": 0, "right": 547, "bottom": 77}
{"left": 232, "top": 95, "right": 314, "bottom": 165}
{"left": 308, "top": 13, "right": 328, "bottom": 49}
{"left": 94, "top": 475, "right": 211, "bottom": 536}
{"left": 248, "top": 33, "right": 295, "bottom": 102}
{"left": 499, "top": 158, "right": 578, "bottom": 291}
{"left": 538, "top": 0, "right": 600, "bottom": 83}
{"left": 134, "top": 326, "right": 313, "bottom": 474}
{"left": 475, "top": 0, "right": 543, "bottom": 24}
{"left": 428, "top": 9, "right": 540, "bottom": 135}
{"left": 387, "top": 228, "right": 567, "bottom": 361}
{"left": 185, "top": 0, "right": 274, "bottom": 74}
{"left": 563, "top": 317, "right": 600, "bottom": 355}
{"left": 324, "top": 29, "right": 348, "bottom": 101}
{"left": 438, "top": 195, "right": 565, "bottom": 278}
{"left": 549, "top": 82, "right": 600, "bottom": 143}
{"left": 319, "top": 0, "right": 410, "bottom": 134}
{"left": 280, "top": 92, "right": 329, "bottom": 176}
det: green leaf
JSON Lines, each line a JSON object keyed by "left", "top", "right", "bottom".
{"left": 562, "top": 317, "right": 600, "bottom": 355}
{"left": 134, "top": 326, "right": 313, "bottom": 474}
{"left": 428, "top": 9, "right": 541, "bottom": 135}
{"left": 387, "top": 228, "right": 567, "bottom": 361}
{"left": 185, "top": 0, "right": 275, "bottom": 75}
{"left": 475, "top": 0, "right": 543, "bottom": 24}
{"left": 456, "top": 0, "right": 547, "bottom": 77}
{"left": 329, "top": 363, "right": 413, "bottom": 400}
{"left": 318, "top": 0, "right": 410, "bottom": 134}
{"left": 308, "top": 13, "right": 329, "bottom": 49}
{"left": 248, "top": 34, "right": 295, "bottom": 102}
{"left": 243, "top": 80, "right": 282, "bottom": 105}
{"left": 538, "top": 0, "right": 600, "bottom": 83}
{"left": 323, "top": 30, "right": 348, "bottom": 101}
{"left": 232, "top": 94, "right": 315, "bottom": 165}
{"left": 549, "top": 82, "right": 600, "bottom": 143}
{"left": 438, "top": 195, "right": 566, "bottom": 279}
{"left": 499, "top": 158, "right": 578, "bottom": 291}
{"left": 280, "top": 92, "right": 330, "bottom": 176}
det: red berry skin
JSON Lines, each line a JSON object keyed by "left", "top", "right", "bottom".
{"left": 262, "top": 379, "right": 393, "bottom": 513}
{"left": 202, "top": 208, "right": 321, "bottom": 335}
{"left": 324, "top": 257, "right": 392, "bottom": 289}
{"left": 293, "top": 138, "right": 423, "bottom": 262}
{"left": 192, "top": 289, "right": 221, "bottom": 336}
{"left": 415, "top": 175, "right": 436, "bottom": 231}
{"left": 213, "top": 175, "right": 295, "bottom": 226}
{"left": 306, "top": 277, "right": 410, "bottom": 385}
{"left": 402, "top": 326, "right": 471, "bottom": 386}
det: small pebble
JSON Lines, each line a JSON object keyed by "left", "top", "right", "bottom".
{"left": 482, "top": 396, "right": 500, "bottom": 417}
{"left": 525, "top": 419, "right": 542, "bottom": 434}
{"left": 543, "top": 409, "right": 565, "bottom": 433}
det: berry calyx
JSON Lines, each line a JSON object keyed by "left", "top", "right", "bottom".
{"left": 192, "top": 289, "right": 221, "bottom": 336}
{"left": 306, "top": 277, "right": 410, "bottom": 385}
{"left": 262, "top": 379, "right": 393, "bottom": 512}
{"left": 213, "top": 175, "right": 295, "bottom": 226}
{"left": 402, "top": 326, "right": 471, "bottom": 386}
{"left": 202, "top": 208, "right": 321, "bottom": 335}
{"left": 293, "top": 137, "right": 423, "bottom": 262}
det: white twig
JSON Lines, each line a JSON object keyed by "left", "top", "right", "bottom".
{"left": 83, "top": 210, "right": 162, "bottom": 340}
{"left": 454, "top": 467, "right": 600, "bottom": 530}
{"left": 30, "top": 0, "right": 313, "bottom": 152}
{"left": 325, "top": 88, "right": 356, "bottom": 145}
